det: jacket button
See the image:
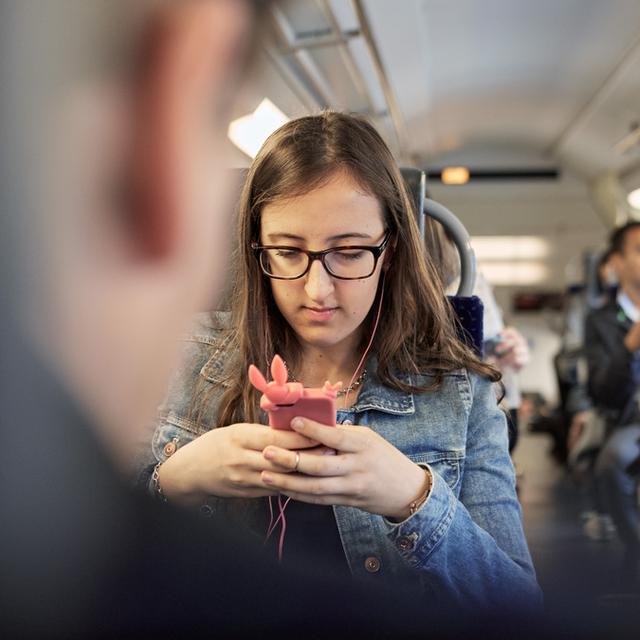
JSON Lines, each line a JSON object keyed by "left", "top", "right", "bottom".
{"left": 396, "top": 536, "right": 414, "bottom": 551}
{"left": 342, "top": 419, "right": 353, "bottom": 426}
{"left": 199, "top": 503, "right": 214, "bottom": 518}
{"left": 163, "top": 441, "right": 177, "bottom": 457}
{"left": 364, "top": 556, "right": 381, "bottom": 573}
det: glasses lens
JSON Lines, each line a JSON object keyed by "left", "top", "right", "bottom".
{"left": 260, "top": 248, "right": 307, "bottom": 278}
{"left": 325, "top": 249, "right": 375, "bottom": 279}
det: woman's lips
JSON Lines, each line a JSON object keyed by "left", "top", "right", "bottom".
{"left": 302, "top": 306, "right": 338, "bottom": 322}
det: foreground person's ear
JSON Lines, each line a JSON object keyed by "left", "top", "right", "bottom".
{"left": 131, "top": 1, "right": 251, "bottom": 260}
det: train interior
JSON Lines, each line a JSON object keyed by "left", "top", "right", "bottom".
{"left": 223, "top": 0, "right": 640, "bottom": 616}
{"left": 3, "top": 1, "right": 640, "bottom": 636}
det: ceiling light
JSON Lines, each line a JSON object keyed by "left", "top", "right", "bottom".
{"left": 228, "top": 98, "right": 289, "bottom": 159}
{"left": 441, "top": 167, "right": 470, "bottom": 185}
{"left": 472, "top": 236, "right": 550, "bottom": 261}
{"left": 479, "top": 261, "right": 549, "bottom": 286}
{"left": 628, "top": 187, "right": 640, "bottom": 210}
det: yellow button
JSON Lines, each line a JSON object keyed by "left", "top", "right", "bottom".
{"left": 163, "top": 441, "right": 177, "bottom": 457}
{"left": 364, "top": 556, "right": 380, "bottom": 573}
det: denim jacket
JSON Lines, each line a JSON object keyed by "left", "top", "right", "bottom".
{"left": 136, "top": 311, "right": 542, "bottom": 613}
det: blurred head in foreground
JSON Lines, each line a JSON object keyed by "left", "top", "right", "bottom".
{"left": 2, "top": 0, "right": 257, "bottom": 464}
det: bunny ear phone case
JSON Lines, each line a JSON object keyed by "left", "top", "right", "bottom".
{"left": 248, "top": 355, "right": 339, "bottom": 428}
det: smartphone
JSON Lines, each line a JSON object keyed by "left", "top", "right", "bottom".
{"left": 483, "top": 337, "right": 502, "bottom": 358}
{"left": 267, "top": 389, "right": 337, "bottom": 430}
{"left": 484, "top": 337, "right": 514, "bottom": 359}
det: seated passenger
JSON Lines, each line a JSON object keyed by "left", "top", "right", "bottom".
{"left": 586, "top": 221, "right": 640, "bottom": 588}
{"left": 138, "top": 111, "right": 542, "bottom": 613}
{"left": 566, "top": 248, "right": 620, "bottom": 541}
{"left": 592, "top": 246, "right": 619, "bottom": 310}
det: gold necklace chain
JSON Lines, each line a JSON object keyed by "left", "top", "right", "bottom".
{"left": 283, "top": 361, "right": 367, "bottom": 397}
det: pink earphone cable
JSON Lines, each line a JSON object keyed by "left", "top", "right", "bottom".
{"left": 264, "top": 494, "right": 291, "bottom": 561}
{"left": 265, "top": 272, "right": 386, "bottom": 561}
{"left": 344, "top": 272, "right": 386, "bottom": 407}
{"left": 276, "top": 494, "right": 289, "bottom": 560}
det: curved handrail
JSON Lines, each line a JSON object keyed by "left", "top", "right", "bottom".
{"left": 423, "top": 198, "right": 477, "bottom": 297}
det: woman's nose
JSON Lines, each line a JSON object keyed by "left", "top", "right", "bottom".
{"left": 304, "top": 258, "right": 335, "bottom": 302}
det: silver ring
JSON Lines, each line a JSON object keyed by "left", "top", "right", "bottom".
{"left": 293, "top": 451, "right": 300, "bottom": 472}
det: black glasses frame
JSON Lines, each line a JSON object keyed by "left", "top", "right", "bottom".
{"left": 251, "top": 232, "right": 391, "bottom": 280}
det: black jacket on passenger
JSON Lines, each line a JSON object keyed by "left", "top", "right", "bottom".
{"left": 584, "top": 300, "right": 639, "bottom": 427}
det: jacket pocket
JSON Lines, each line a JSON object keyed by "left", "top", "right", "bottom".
{"left": 407, "top": 450, "right": 464, "bottom": 491}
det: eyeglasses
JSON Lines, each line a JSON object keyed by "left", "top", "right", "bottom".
{"left": 251, "top": 232, "right": 391, "bottom": 280}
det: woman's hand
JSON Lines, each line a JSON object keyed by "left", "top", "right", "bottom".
{"left": 157, "top": 423, "right": 318, "bottom": 507}
{"left": 261, "top": 418, "right": 428, "bottom": 520}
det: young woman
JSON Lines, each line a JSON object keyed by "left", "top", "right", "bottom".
{"left": 137, "top": 111, "right": 541, "bottom": 613}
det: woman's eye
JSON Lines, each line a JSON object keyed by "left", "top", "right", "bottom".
{"left": 334, "top": 250, "right": 365, "bottom": 261}
{"left": 275, "top": 249, "right": 300, "bottom": 259}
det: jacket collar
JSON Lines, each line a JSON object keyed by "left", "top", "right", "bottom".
{"left": 303, "top": 351, "right": 419, "bottom": 416}
{"left": 347, "top": 354, "right": 415, "bottom": 415}
{"left": 349, "top": 381, "right": 415, "bottom": 415}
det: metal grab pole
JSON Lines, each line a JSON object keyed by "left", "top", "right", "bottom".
{"left": 424, "top": 198, "right": 477, "bottom": 297}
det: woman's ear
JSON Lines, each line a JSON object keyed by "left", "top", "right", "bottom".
{"left": 382, "top": 241, "right": 396, "bottom": 271}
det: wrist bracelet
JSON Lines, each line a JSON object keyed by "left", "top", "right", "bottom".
{"left": 408, "top": 466, "right": 433, "bottom": 516}
{"left": 152, "top": 436, "right": 179, "bottom": 503}
{"left": 152, "top": 461, "right": 168, "bottom": 503}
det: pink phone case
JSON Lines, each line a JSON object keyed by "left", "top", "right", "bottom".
{"left": 267, "top": 392, "right": 336, "bottom": 429}
{"left": 248, "top": 355, "right": 339, "bottom": 430}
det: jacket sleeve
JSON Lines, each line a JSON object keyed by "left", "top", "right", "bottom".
{"left": 584, "top": 310, "right": 635, "bottom": 412}
{"left": 131, "top": 312, "right": 229, "bottom": 494}
{"left": 132, "top": 420, "right": 199, "bottom": 496}
{"left": 384, "top": 374, "right": 542, "bottom": 614}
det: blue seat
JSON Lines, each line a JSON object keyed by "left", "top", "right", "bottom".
{"left": 400, "top": 168, "right": 484, "bottom": 357}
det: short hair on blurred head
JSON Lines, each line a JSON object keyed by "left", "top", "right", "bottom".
{"left": 610, "top": 220, "right": 640, "bottom": 255}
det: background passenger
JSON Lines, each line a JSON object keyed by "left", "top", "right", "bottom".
{"left": 139, "top": 111, "right": 542, "bottom": 613}
{"left": 594, "top": 246, "right": 619, "bottom": 308}
{"left": 585, "top": 221, "right": 640, "bottom": 589}
{"left": 566, "top": 246, "right": 620, "bottom": 541}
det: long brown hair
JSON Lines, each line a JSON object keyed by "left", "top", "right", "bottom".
{"left": 213, "top": 111, "right": 499, "bottom": 427}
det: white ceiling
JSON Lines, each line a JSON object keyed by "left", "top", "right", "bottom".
{"left": 239, "top": 0, "right": 640, "bottom": 179}
{"left": 227, "top": 0, "right": 640, "bottom": 292}
{"left": 365, "top": 0, "right": 640, "bottom": 178}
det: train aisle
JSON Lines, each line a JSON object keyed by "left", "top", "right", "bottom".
{"left": 513, "top": 429, "right": 638, "bottom": 633}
